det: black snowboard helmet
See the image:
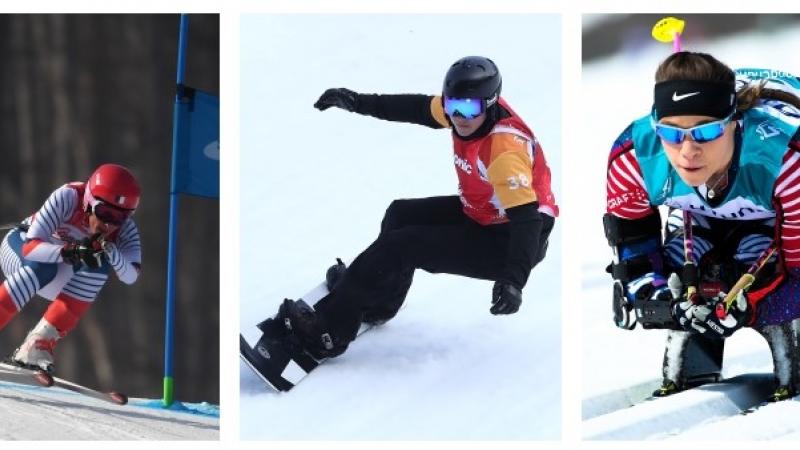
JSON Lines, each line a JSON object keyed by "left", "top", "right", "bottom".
{"left": 442, "top": 56, "right": 502, "bottom": 107}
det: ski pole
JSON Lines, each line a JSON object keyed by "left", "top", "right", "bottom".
{"left": 719, "top": 241, "right": 778, "bottom": 315}
{"left": 654, "top": 18, "right": 693, "bottom": 302}
{"left": 0, "top": 222, "right": 21, "bottom": 231}
{"left": 681, "top": 210, "right": 699, "bottom": 302}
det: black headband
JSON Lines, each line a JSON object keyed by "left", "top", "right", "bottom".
{"left": 653, "top": 80, "right": 735, "bottom": 120}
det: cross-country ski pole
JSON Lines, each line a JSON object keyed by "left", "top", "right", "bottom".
{"left": 681, "top": 210, "right": 699, "bottom": 302}
{"left": 654, "top": 18, "right": 695, "bottom": 302}
{"left": 719, "top": 242, "right": 778, "bottom": 315}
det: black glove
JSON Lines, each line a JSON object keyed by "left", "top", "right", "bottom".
{"left": 314, "top": 88, "right": 359, "bottom": 112}
{"left": 673, "top": 290, "right": 751, "bottom": 338}
{"left": 491, "top": 281, "right": 522, "bottom": 315}
{"left": 615, "top": 272, "right": 674, "bottom": 330}
{"left": 61, "top": 236, "right": 104, "bottom": 269}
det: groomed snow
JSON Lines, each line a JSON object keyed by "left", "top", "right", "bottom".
{"left": 0, "top": 381, "right": 218, "bottom": 440}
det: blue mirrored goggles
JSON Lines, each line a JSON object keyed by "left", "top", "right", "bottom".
{"left": 652, "top": 113, "right": 735, "bottom": 145}
{"left": 444, "top": 97, "right": 484, "bottom": 119}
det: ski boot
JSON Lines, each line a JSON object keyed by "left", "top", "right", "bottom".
{"left": 652, "top": 379, "right": 680, "bottom": 398}
{"left": 768, "top": 385, "right": 796, "bottom": 403}
{"left": 10, "top": 318, "right": 61, "bottom": 373}
{"left": 651, "top": 373, "right": 722, "bottom": 397}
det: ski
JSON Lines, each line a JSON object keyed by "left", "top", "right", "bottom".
{"left": 51, "top": 374, "right": 128, "bottom": 405}
{"left": 0, "top": 362, "right": 126, "bottom": 405}
{"left": 0, "top": 362, "right": 53, "bottom": 387}
{"left": 740, "top": 400, "right": 770, "bottom": 415}
{"left": 583, "top": 373, "right": 775, "bottom": 439}
{"left": 739, "top": 393, "right": 799, "bottom": 416}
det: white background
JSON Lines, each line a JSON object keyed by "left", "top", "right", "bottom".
{"left": 3, "top": 1, "right": 799, "bottom": 450}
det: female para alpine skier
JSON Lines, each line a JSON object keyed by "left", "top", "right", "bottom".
{"left": 604, "top": 51, "right": 800, "bottom": 402}
{"left": 259, "top": 55, "right": 558, "bottom": 360}
{"left": 0, "top": 163, "right": 142, "bottom": 373}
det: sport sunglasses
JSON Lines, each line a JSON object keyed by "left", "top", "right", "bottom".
{"left": 652, "top": 113, "right": 735, "bottom": 145}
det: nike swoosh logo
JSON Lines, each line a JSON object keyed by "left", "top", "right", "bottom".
{"left": 672, "top": 91, "right": 700, "bottom": 101}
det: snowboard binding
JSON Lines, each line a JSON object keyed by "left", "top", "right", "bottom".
{"left": 325, "top": 258, "right": 347, "bottom": 291}
{"left": 242, "top": 298, "right": 345, "bottom": 392}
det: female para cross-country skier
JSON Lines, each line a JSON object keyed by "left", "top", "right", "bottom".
{"left": 604, "top": 51, "right": 800, "bottom": 402}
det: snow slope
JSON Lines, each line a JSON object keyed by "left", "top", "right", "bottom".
{"left": 0, "top": 381, "right": 218, "bottom": 440}
{"left": 239, "top": 15, "right": 562, "bottom": 440}
{"left": 580, "top": 23, "right": 800, "bottom": 439}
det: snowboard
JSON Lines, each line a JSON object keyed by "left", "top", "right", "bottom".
{"left": 240, "top": 281, "right": 373, "bottom": 392}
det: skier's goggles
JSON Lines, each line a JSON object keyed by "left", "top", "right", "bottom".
{"left": 444, "top": 97, "right": 484, "bottom": 119}
{"left": 652, "top": 113, "right": 734, "bottom": 145}
{"left": 89, "top": 200, "right": 132, "bottom": 226}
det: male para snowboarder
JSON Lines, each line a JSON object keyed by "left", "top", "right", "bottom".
{"left": 250, "top": 56, "right": 558, "bottom": 372}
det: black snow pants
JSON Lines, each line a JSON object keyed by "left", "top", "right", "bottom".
{"left": 313, "top": 195, "right": 554, "bottom": 350}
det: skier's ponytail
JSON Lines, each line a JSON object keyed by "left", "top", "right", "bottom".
{"left": 736, "top": 80, "right": 800, "bottom": 113}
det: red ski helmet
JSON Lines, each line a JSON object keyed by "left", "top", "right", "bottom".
{"left": 83, "top": 164, "right": 141, "bottom": 224}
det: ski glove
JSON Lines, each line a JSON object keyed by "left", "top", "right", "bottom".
{"left": 314, "top": 88, "right": 359, "bottom": 112}
{"left": 491, "top": 281, "right": 522, "bottom": 315}
{"left": 674, "top": 290, "right": 751, "bottom": 339}
{"left": 619, "top": 272, "right": 680, "bottom": 330}
{"left": 61, "top": 236, "right": 104, "bottom": 269}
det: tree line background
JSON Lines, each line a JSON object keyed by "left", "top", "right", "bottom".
{"left": 0, "top": 14, "right": 219, "bottom": 403}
